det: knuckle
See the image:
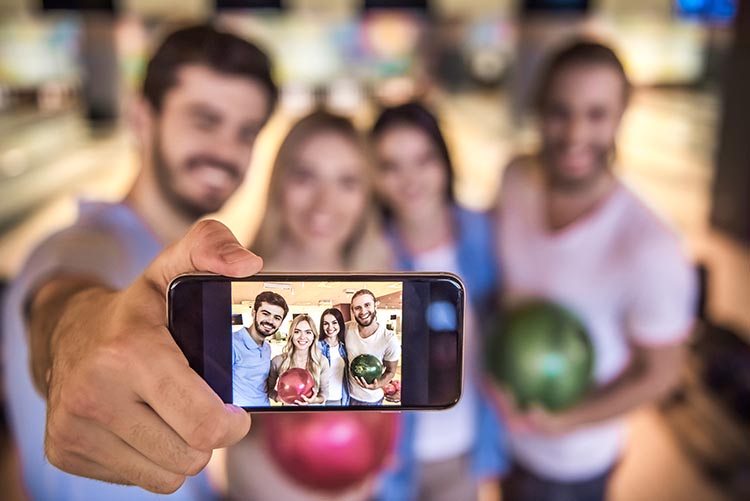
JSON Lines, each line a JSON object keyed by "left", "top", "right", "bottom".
{"left": 183, "top": 449, "right": 211, "bottom": 476}
{"left": 154, "top": 373, "right": 182, "bottom": 402}
{"left": 185, "top": 413, "right": 225, "bottom": 450}
{"left": 44, "top": 436, "right": 65, "bottom": 468}
{"left": 46, "top": 413, "right": 79, "bottom": 452}
{"left": 151, "top": 473, "right": 186, "bottom": 494}
{"left": 192, "top": 219, "right": 224, "bottom": 240}
{"left": 61, "top": 383, "right": 113, "bottom": 426}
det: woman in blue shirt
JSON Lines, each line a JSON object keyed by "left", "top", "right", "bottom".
{"left": 370, "top": 101, "right": 508, "bottom": 501}
{"left": 318, "top": 307, "right": 351, "bottom": 405}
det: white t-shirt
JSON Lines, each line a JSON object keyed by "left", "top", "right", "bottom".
{"left": 497, "top": 163, "right": 696, "bottom": 481}
{"left": 411, "top": 244, "right": 478, "bottom": 462}
{"left": 345, "top": 320, "right": 400, "bottom": 402}
{"left": 327, "top": 345, "right": 346, "bottom": 401}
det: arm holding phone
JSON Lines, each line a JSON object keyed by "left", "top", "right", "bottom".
{"left": 28, "top": 220, "right": 261, "bottom": 493}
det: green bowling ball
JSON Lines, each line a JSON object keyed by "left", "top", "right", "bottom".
{"left": 351, "top": 354, "right": 384, "bottom": 385}
{"left": 487, "top": 300, "right": 594, "bottom": 412}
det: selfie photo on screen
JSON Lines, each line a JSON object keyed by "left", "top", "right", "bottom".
{"left": 230, "top": 281, "right": 403, "bottom": 408}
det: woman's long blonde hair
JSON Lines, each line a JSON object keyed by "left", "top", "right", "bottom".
{"left": 251, "top": 109, "right": 392, "bottom": 270}
{"left": 279, "top": 314, "right": 323, "bottom": 393}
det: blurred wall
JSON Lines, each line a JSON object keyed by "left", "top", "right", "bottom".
{"left": 711, "top": 0, "right": 749, "bottom": 242}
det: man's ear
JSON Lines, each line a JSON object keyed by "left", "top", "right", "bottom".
{"left": 128, "top": 97, "right": 157, "bottom": 150}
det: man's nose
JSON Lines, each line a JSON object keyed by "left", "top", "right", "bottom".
{"left": 210, "top": 129, "right": 250, "bottom": 165}
{"left": 564, "top": 117, "right": 587, "bottom": 145}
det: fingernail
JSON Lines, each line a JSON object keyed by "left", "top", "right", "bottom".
{"left": 220, "top": 244, "right": 251, "bottom": 264}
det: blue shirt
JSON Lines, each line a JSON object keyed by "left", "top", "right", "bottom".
{"left": 376, "top": 206, "right": 508, "bottom": 501}
{"left": 232, "top": 328, "right": 271, "bottom": 406}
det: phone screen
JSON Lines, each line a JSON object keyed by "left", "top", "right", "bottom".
{"left": 169, "top": 273, "right": 464, "bottom": 411}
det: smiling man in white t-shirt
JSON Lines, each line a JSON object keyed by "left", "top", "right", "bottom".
{"left": 345, "top": 289, "right": 400, "bottom": 405}
{"left": 493, "top": 41, "right": 696, "bottom": 501}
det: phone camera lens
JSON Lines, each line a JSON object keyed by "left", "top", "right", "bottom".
{"left": 426, "top": 301, "right": 457, "bottom": 331}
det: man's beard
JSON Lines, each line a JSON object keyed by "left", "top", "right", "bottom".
{"left": 152, "top": 135, "right": 241, "bottom": 220}
{"left": 254, "top": 318, "right": 279, "bottom": 337}
{"left": 355, "top": 310, "right": 376, "bottom": 327}
{"left": 541, "top": 142, "right": 613, "bottom": 192}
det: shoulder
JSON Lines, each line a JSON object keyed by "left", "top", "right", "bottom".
{"left": 9, "top": 221, "right": 127, "bottom": 303}
{"left": 344, "top": 321, "right": 358, "bottom": 336}
{"left": 501, "top": 154, "right": 537, "bottom": 188}
{"left": 231, "top": 329, "right": 242, "bottom": 345}
{"left": 382, "top": 326, "right": 398, "bottom": 342}
{"left": 613, "top": 187, "right": 696, "bottom": 297}
{"left": 496, "top": 155, "right": 540, "bottom": 212}
{"left": 616, "top": 187, "right": 690, "bottom": 268}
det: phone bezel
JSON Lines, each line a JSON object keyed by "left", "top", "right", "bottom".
{"left": 168, "top": 272, "right": 465, "bottom": 412}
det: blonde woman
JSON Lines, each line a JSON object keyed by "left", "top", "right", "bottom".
{"left": 268, "top": 314, "right": 329, "bottom": 405}
{"left": 252, "top": 110, "right": 391, "bottom": 272}
{"left": 227, "top": 110, "right": 393, "bottom": 501}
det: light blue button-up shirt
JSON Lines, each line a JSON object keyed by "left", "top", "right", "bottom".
{"left": 232, "top": 328, "right": 271, "bottom": 406}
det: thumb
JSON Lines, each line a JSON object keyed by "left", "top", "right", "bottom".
{"left": 144, "top": 219, "right": 263, "bottom": 294}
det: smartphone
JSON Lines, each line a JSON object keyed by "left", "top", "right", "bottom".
{"left": 168, "top": 272, "right": 464, "bottom": 412}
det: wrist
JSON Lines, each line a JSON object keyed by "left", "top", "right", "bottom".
{"left": 36, "top": 282, "right": 113, "bottom": 396}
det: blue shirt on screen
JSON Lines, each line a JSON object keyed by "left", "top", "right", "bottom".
{"left": 232, "top": 328, "right": 272, "bottom": 406}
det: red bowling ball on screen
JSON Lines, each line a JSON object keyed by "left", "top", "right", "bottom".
{"left": 277, "top": 368, "right": 315, "bottom": 405}
{"left": 264, "top": 412, "right": 400, "bottom": 492}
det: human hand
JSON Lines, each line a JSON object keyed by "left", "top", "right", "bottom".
{"left": 43, "top": 220, "right": 262, "bottom": 493}
{"left": 355, "top": 376, "right": 380, "bottom": 390}
{"left": 485, "top": 379, "right": 573, "bottom": 436}
{"left": 293, "top": 393, "right": 313, "bottom": 406}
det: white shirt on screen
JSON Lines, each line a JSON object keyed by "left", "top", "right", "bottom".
{"left": 345, "top": 320, "right": 400, "bottom": 403}
{"left": 327, "top": 346, "right": 345, "bottom": 401}
{"left": 497, "top": 163, "right": 697, "bottom": 481}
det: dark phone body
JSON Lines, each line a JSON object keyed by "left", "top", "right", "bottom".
{"left": 168, "top": 272, "right": 465, "bottom": 412}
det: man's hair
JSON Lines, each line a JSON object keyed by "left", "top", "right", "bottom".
{"left": 254, "top": 291, "right": 289, "bottom": 319}
{"left": 351, "top": 289, "right": 376, "bottom": 305}
{"left": 142, "top": 24, "right": 278, "bottom": 117}
{"left": 535, "top": 40, "right": 631, "bottom": 113}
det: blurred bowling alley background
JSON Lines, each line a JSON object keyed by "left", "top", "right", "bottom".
{"left": 0, "top": 1, "right": 748, "bottom": 500}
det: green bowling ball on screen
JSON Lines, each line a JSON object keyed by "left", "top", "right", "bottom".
{"left": 351, "top": 354, "right": 384, "bottom": 385}
{"left": 487, "top": 300, "right": 594, "bottom": 412}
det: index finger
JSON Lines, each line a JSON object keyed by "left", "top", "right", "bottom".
{"left": 134, "top": 341, "right": 251, "bottom": 451}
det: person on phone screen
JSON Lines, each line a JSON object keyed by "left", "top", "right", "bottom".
{"left": 1, "top": 24, "right": 277, "bottom": 499}
{"left": 232, "top": 291, "right": 288, "bottom": 406}
{"left": 226, "top": 110, "right": 393, "bottom": 501}
{"left": 345, "top": 289, "right": 400, "bottom": 406}
{"left": 319, "top": 307, "right": 350, "bottom": 405}
{"left": 267, "top": 314, "right": 330, "bottom": 406}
